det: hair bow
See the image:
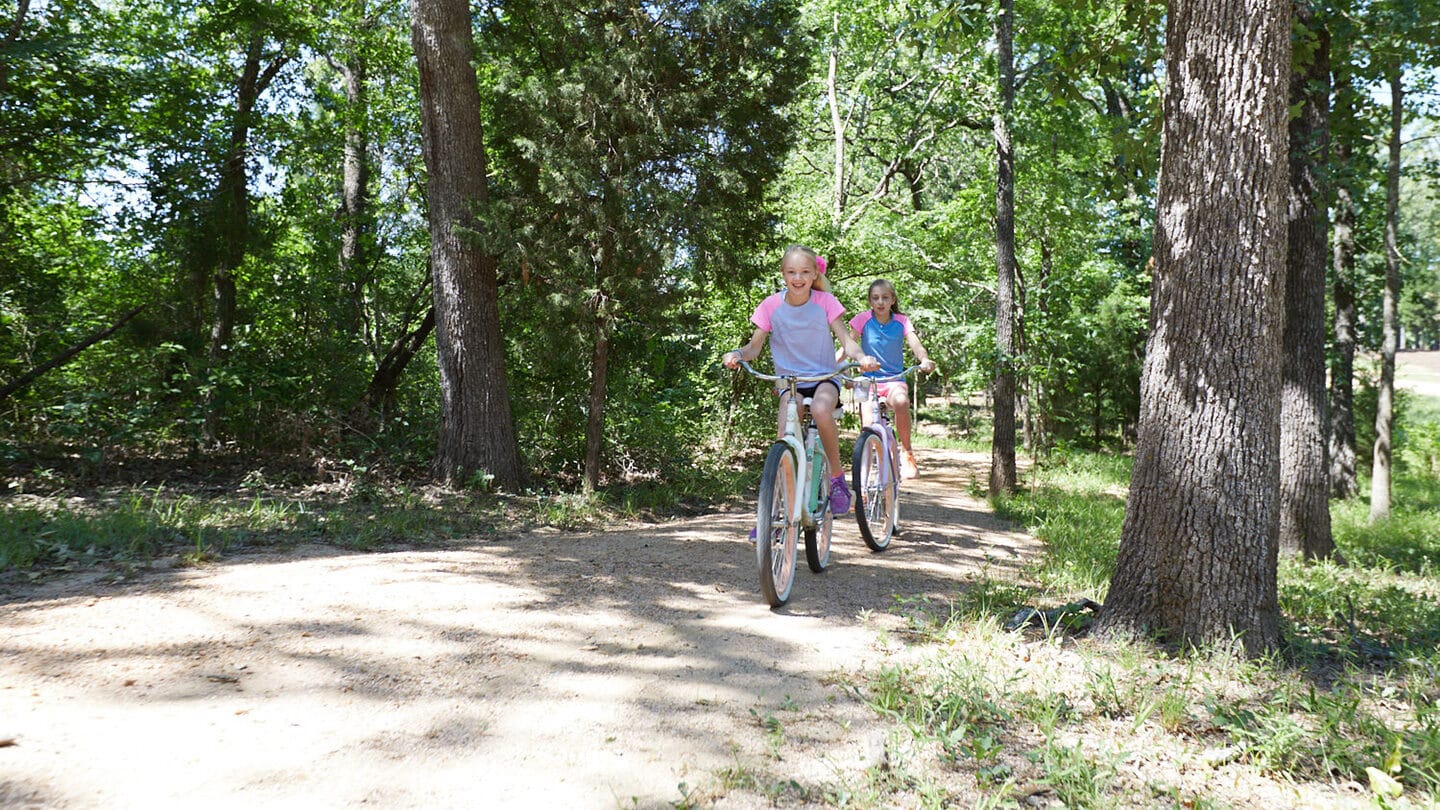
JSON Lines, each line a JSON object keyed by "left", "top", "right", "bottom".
{"left": 815, "top": 255, "right": 828, "bottom": 275}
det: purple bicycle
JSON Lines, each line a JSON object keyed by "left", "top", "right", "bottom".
{"left": 845, "top": 365, "right": 922, "bottom": 551}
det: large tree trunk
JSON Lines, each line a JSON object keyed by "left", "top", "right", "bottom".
{"left": 411, "top": 0, "right": 522, "bottom": 489}
{"left": 1279, "top": 1, "right": 1334, "bottom": 560}
{"left": 989, "top": 0, "right": 1018, "bottom": 496}
{"left": 1371, "top": 66, "right": 1403, "bottom": 522}
{"left": 1097, "top": 0, "right": 1290, "bottom": 656}
{"left": 1328, "top": 60, "right": 1359, "bottom": 500}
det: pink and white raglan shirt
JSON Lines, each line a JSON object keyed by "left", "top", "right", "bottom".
{"left": 751, "top": 290, "right": 846, "bottom": 378}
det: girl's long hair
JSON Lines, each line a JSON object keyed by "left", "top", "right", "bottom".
{"left": 868, "top": 278, "right": 902, "bottom": 314}
{"left": 783, "top": 244, "right": 829, "bottom": 292}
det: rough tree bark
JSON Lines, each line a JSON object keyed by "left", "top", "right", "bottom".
{"left": 1328, "top": 60, "right": 1360, "bottom": 500}
{"left": 1096, "top": 0, "right": 1291, "bottom": 656}
{"left": 411, "top": 0, "right": 522, "bottom": 489}
{"left": 1279, "top": 1, "right": 1334, "bottom": 560}
{"left": 336, "top": 54, "right": 372, "bottom": 342}
{"left": 1371, "top": 65, "right": 1403, "bottom": 522}
{"left": 989, "top": 0, "right": 1018, "bottom": 496}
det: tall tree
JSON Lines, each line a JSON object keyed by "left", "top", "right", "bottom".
{"left": 200, "top": 22, "right": 292, "bottom": 444}
{"left": 410, "top": 0, "right": 521, "bottom": 488}
{"left": 0, "top": 0, "right": 132, "bottom": 399}
{"left": 481, "top": 1, "right": 803, "bottom": 492}
{"left": 1327, "top": 46, "right": 1361, "bottom": 500}
{"left": 1370, "top": 63, "right": 1403, "bottom": 521}
{"left": 1279, "top": 0, "right": 1335, "bottom": 559}
{"left": 1097, "top": 0, "right": 1291, "bottom": 655}
{"left": 327, "top": 5, "right": 374, "bottom": 340}
{"left": 989, "top": 0, "right": 1019, "bottom": 495}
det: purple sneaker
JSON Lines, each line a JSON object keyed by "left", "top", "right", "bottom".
{"left": 747, "top": 527, "right": 757, "bottom": 544}
{"left": 828, "top": 473, "right": 851, "bottom": 514}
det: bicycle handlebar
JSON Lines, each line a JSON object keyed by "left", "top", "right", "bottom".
{"left": 839, "top": 364, "right": 925, "bottom": 385}
{"left": 735, "top": 359, "right": 857, "bottom": 383}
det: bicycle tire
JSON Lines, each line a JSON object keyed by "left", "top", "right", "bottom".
{"left": 757, "top": 441, "right": 799, "bottom": 607}
{"left": 852, "top": 428, "right": 897, "bottom": 551}
{"left": 804, "top": 450, "right": 833, "bottom": 573}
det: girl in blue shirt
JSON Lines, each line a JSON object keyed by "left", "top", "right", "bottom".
{"left": 847, "top": 279, "right": 936, "bottom": 479}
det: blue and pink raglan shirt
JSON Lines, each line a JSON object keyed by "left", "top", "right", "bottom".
{"left": 848, "top": 310, "right": 913, "bottom": 378}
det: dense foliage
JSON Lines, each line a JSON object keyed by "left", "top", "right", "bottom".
{"left": 1, "top": 0, "right": 1437, "bottom": 491}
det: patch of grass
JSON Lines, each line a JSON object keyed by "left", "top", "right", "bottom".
{"left": 991, "top": 452, "right": 1129, "bottom": 597}
{"left": 598, "top": 458, "right": 752, "bottom": 516}
{"left": 0, "top": 485, "right": 508, "bottom": 571}
{"left": 913, "top": 432, "right": 989, "bottom": 452}
{"left": 1203, "top": 671, "right": 1440, "bottom": 792}
{"left": 950, "top": 576, "right": 1031, "bottom": 622}
{"left": 1331, "top": 494, "right": 1440, "bottom": 574}
{"left": 1280, "top": 556, "right": 1440, "bottom": 659}
{"left": 851, "top": 415, "right": 1440, "bottom": 806}
{"left": 1029, "top": 738, "right": 1118, "bottom": 809}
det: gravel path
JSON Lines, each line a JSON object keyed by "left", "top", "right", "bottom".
{"left": 1, "top": 447, "right": 1037, "bottom": 809}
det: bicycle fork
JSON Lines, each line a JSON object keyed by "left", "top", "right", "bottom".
{"left": 804, "top": 423, "right": 825, "bottom": 519}
{"left": 872, "top": 416, "right": 898, "bottom": 492}
{"left": 784, "top": 397, "right": 825, "bottom": 531}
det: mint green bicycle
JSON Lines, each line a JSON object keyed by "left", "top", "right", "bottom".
{"left": 736, "top": 360, "right": 853, "bottom": 607}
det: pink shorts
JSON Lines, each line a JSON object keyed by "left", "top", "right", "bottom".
{"left": 872, "top": 381, "right": 909, "bottom": 401}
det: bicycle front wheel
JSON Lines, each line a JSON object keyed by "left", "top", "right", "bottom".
{"left": 804, "top": 450, "right": 833, "bottom": 573}
{"left": 756, "top": 441, "right": 799, "bottom": 607}
{"left": 852, "top": 427, "right": 897, "bottom": 551}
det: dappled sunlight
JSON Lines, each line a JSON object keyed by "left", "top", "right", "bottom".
{"left": 0, "top": 446, "right": 1043, "bottom": 806}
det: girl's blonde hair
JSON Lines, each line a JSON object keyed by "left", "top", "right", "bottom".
{"left": 783, "top": 244, "right": 829, "bottom": 292}
{"left": 868, "top": 278, "right": 902, "bottom": 314}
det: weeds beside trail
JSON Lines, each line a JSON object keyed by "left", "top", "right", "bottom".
{"left": 832, "top": 429, "right": 1440, "bottom": 808}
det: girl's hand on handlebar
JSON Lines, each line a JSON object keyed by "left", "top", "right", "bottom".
{"left": 722, "top": 350, "right": 742, "bottom": 370}
{"left": 920, "top": 359, "right": 937, "bottom": 373}
{"left": 859, "top": 355, "right": 881, "bottom": 373}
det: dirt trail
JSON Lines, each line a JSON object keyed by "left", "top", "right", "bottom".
{"left": 0, "top": 447, "right": 1039, "bottom": 809}
{"left": 1396, "top": 349, "right": 1440, "bottom": 399}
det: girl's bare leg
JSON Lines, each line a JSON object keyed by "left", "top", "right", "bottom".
{"left": 888, "top": 386, "right": 914, "bottom": 451}
{"left": 809, "top": 385, "right": 844, "bottom": 475}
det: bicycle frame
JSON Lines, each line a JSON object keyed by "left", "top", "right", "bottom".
{"left": 740, "top": 361, "right": 845, "bottom": 533}
{"left": 855, "top": 370, "right": 919, "bottom": 479}
{"left": 856, "top": 366, "right": 920, "bottom": 446}
{"left": 861, "top": 387, "right": 899, "bottom": 494}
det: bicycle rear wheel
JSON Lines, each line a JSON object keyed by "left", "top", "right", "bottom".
{"left": 804, "top": 450, "right": 832, "bottom": 573}
{"left": 852, "top": 427, "right": 897, "bottom": 551}
{"left": 757, "top": 442, "right": 799, "bottom": 607}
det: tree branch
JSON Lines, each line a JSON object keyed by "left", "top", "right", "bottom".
{"left": 0, "top": 306, "right": 145, "bottom": 403}
{"left": 0, "top": 0, "right": 30, "bottom": 95}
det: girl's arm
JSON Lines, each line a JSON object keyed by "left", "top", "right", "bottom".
{"left": 834, "top": 327, "right": 862, "bottom": 364}
{"left": 832, "top": 319, "right": 880, "bottom": 371}
{"left": 906, "top": 331, "right": 937, "bottom": 373}
{"left": 722, "top": 327, "right": 769, "bottom": 369}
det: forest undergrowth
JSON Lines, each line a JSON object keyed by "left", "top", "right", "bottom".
{"left": 829, "top": 413, "right": 1440, "bottom": 808}
{"left": 3, "top": 399, "right": 1439, "bottom": 808}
